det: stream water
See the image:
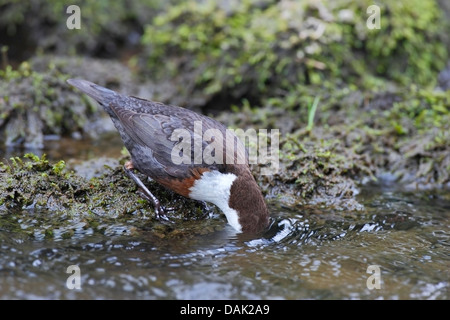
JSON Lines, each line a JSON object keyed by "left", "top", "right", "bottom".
{"left": 0, "top": 138, "right": 448, "bottom": 299}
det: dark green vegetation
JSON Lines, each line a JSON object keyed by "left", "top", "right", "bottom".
{"left": 0, "top": 0, "right": 164, "bottom": 59}
{"left": 0, "top": 55, "right": 143, "bottom": 148}
{"left": 0, "top": 62, "right": 98, "bottom": 148}
{"left": 140, "top": 0, "right": 448, "bottom": 102}
{"left": 0, "top": 0, "right": 449, "bottom": 236}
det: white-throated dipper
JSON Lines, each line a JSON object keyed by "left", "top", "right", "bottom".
{"left": 67, "top": 79, "right": 269, "bottom": 233}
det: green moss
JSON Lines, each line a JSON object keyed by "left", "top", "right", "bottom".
{"left": 52, "top": 160, "right": 66, "bottom": 175}
{"left": 217, "top": 81, "right": 449, "bottom": 204}
{"left": 141, "top": 0, "right": 448, "bottom": 105}
{"left": 0, "top": 153, "right": 221, "bottom": 239}
{"left": 142, "top": 0, "right": 287, "bottom": 97}
{"left": 0, "top": 0, "right": 165, "bottom": 57}
{"left": 0, "top": 61, "right": 104, "bottom": 148}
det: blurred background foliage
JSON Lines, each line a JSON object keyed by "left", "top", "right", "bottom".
{"left": 141, "top": 0, "right": 448, "bottom": 97}
{"left": 1, "top": 0, "right": 448, "bottom": 101}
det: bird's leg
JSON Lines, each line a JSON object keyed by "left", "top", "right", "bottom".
{"left": 123, "top": 161, "right": 167, "bottom": 220}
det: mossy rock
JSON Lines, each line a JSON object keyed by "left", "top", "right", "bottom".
{"left": 0, "top": 0, "right": 165, "bottom": 59}
{"left": 0, "top": 61, "right": 100, "bottom": 148}
{"left": 0, "top": 153, "right": 223, "bottom": 240}
{"left": 140, "top": 0, "right": 449, "bottom": 106}
{"left": 220, "top": 85, "right": 450, "bottom": 194}
{"left": 0, "top": 56, "right": 145, "bottom": 149}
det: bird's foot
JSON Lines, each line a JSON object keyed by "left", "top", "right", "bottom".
{"left": 124, "top": 162, "right": 169, "bottom": 221}
{"left": 136, "top": 190, "right": 169, "bottom": 221}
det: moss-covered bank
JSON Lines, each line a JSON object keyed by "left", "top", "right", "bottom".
{"left": 0, "top": 58, "right": 448, "bottom": 225}
{"left": 0, "top": 56, "right": 146, "bottom": 148}
{"left": 0, "top": 61, "right": 99, "bottom": 148}
{"left": 224, "top": 86, "right": 450, "bottom": 203}
{"left": 0, "top": 153, "right": 223, "bottom": 239}
{"left": 140, "top": 0, "right": 449, "bottom": 106}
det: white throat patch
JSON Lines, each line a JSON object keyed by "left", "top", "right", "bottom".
{"left": 189, "top": 171, "right": 242, "bottom": 232}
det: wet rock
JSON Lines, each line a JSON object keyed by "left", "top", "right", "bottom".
{"left": 0, "top": 56, "right": 150, "bottom": 149}
{"left": 0, "top": 154, "right": 219, "bottom": 239}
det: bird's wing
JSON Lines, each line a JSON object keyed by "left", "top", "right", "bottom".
{"left": 109, "top": 104, "right": 226, "bottom": 179}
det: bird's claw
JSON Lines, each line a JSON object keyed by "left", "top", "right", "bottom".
{"left": 124, "top": 165, "right": 171, "bottom": 221}
{"left": 136, "top": 190, "right": 169, "bottom": 221}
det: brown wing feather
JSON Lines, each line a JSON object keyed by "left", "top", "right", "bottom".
{"left": 108, "top": 98, "right": 248, "bottom": 181}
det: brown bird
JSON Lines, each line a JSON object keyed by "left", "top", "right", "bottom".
{"left": 67, "top": 79, "right": 269, "bottom": 233}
